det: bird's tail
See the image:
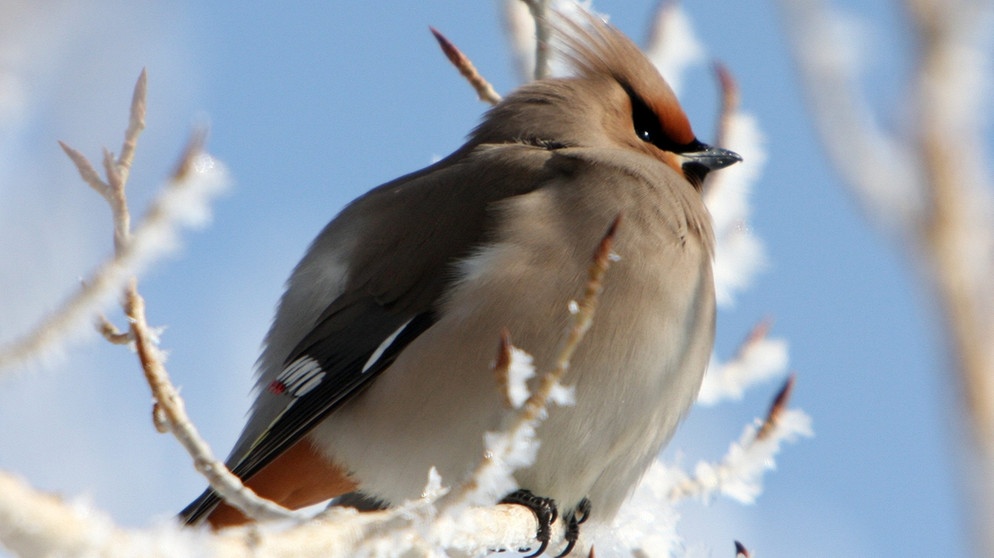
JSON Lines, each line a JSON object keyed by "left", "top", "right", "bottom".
{"left": 178, "top": 488, "right": 222, "bottom": 526}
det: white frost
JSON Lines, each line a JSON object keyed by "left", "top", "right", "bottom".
{"left": 699, "top": 336, "right": 790, "bottom": 406}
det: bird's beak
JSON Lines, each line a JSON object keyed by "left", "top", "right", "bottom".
{"left": 678, "top": 143, "right": 742, "bottom": 188}
{"left": 681, "top": 144, "right": 742, "bottom": 171}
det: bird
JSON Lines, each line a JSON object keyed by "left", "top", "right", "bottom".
{"left": 180, "top": 11, "right": 740, "bottom": 556}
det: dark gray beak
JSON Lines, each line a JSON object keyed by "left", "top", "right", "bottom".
{"left": 678, "top": 143, "right": 741, "bottom": 188}
{"left": 682, "top": 144, "right": 742, "bottom": 171}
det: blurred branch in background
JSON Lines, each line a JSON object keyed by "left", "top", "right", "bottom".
{"left": 777, "top": 0, "right": 994, "bottom": 554}
{"left": 0, "top": 74, "right": 228, "bottom": 373}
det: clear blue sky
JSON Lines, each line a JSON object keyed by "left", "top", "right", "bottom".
{"left": 0, "top": 1, "right": 974, "bottom": 556}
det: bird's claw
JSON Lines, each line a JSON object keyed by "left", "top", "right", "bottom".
{"left": 499, "top": 491, "right": 592, "bottom": 556}
{"left": 500, "top": 489, "right": 558, "bottom": 557}
{"left": 557, "top": 497, "right": 592, "bottom": 557}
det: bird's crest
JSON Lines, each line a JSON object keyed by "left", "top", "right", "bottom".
{"left": 552, "top": 10, "right": 695, "bottom": 146}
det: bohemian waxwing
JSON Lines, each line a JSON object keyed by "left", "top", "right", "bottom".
{"left": 181, "top": 11, "right": 740, "bottom": 556}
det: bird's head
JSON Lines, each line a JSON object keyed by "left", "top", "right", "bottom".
{"left": 471, "top": 12, "right": 741, "bottom": 190}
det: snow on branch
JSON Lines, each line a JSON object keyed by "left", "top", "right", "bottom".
{"left": 667, "top": 377, "right": 810, "bottom": 505}
{"left": 698, "top": 320, "right": 789, "bottom": 406}
{"left": 0, "top": 70, "right": 228, "bottom": 373}
{"left": 595, "top": 377, "right": 810, "bottom": 556}
{"left": 704, "top": 62, "right": 768, "bottom": 307}
{"left": 0, "top": 70, "right": 300, "bottom": 541}
{"left": 59, "top": 72, "right": 297, "bottom": 527}
{"left": 0, "top": 469, "right": 560, "bottom": 558}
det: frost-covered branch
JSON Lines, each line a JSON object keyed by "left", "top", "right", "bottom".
{"left": 905, "top": 0, "right": 994, "bottom": 449}
{"left": 53, "top": 71, "right": 294, "bottom": 526}
{"left": 0, "top": 69, "right": 303, "bottom": 554}
{"left": 666, "top": 377, "right": 811, "bottom": 505}
{"left": 702, "top": 62, "right": 768, "bottom": 307}
{"left": 0, "top": 468, "right": 570, "bottom": 558}
{"left": 0, "top": 72, "right": 225, "bottom": 373}
{"left": 124, "top": 278, "right": 298, "bottom": 524}
{"left": 698, "top": 320, "right": 789, "bottom": 406}
{"left": 597, "top": 376, "right": 809, "bottom": 556}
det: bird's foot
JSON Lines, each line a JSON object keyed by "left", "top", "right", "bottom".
{"left": 558, "top": 498, "right": 591, "bottom": 557}
{"left": 500, "top": 489, "right": 558, "bottom": 557}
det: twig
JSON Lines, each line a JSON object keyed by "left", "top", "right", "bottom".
{"left": 439, "top": 215, "right": 621, "bottom": 551}
{"left": 756, "top": 374, "right": 796, "bottom": 440}
{"left": 493, "top": 328, "right": 517, "bottom": 409}
{"left": 0, "top": 469, "right": 562, "bottom": 558}
{"left": 500, "top": 0, "right": 539, "bottom": 82}
{"left": 117, "top": 68, "right": 147, "bottom": 189}
{"left": 521, "top": 0, "right": 551, "bottom": 80}
{"left": 59, "top": 70, "right": 295, "bottom": 524}
{"left": 0, "top": 140, "right": 223, "bottom": 372}
{"left": 907, "top": 0, "right": 994, "bottom": 452}
{"left": 667, "top": 376, "right": 810, "bottom": 503}
{"left": 96, "top": 314, "right": 131, "bottom": 345}
{"left": 703, "top": 62, "right": 739, "bottom": 198}
{"left": 171, "top": 127, "right": 207, "bottom": 181}
{"left": 713, "top": 62, "right": 739, "bottom": 155}
{"left": 905, "top": 1, "right": 994, "bottom": 554}
{"left": 0, "top": 76, "right": 218, "bottom": 372}
{"left": 697, "top": 318, "right": 788, "bottom": 406}
{"left": 123, "top": 279, "right": 296, "bottom": 523}
{"left": 526, "top": 214, "right": 620, "bottom": 424}
{"left": 430, "top": 27, "right": 502, "bottom": 105}
{"left": 59, "top": 142, "right": 108, "bottom": 198}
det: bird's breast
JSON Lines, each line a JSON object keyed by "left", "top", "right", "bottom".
{"left": 310, "top": 160, "right": 715, "bottom": 519}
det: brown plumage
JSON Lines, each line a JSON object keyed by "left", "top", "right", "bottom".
{"left": 181, "top": 11, "right": 740, "bottom": 553}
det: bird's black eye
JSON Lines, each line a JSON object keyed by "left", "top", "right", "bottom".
{"left": 626, "top": 86, "right": 671, "bottom": 150}
{"left": 630, "top": 93, "right": 662, "bottom": 144}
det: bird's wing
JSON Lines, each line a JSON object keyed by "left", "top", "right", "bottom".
{"left": 180, "top": 142, "right": 559, "bottom": 524}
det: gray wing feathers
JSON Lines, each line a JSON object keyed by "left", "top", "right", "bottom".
{"left": 223, "top": 143, "right": 557, "bottom": 468}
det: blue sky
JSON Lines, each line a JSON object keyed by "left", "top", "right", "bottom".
{"left": 0, "top": 1, "right": 977, "bottom": 556}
